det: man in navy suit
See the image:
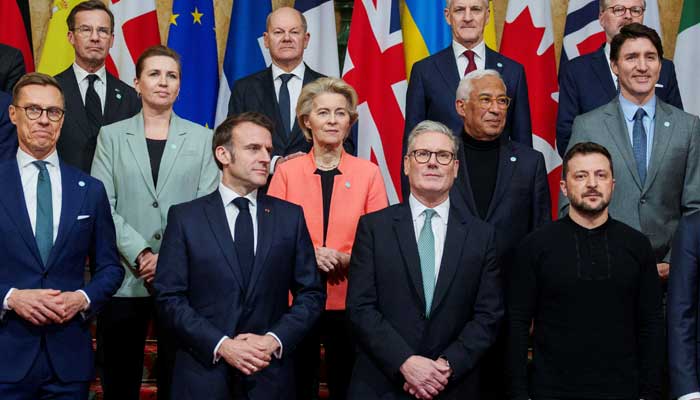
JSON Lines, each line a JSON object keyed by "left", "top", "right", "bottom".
{"left": 556, "top": 0, "right": 683, "bottom": 156}
{"left": 154, "top": 112, "right": 325, "bottom": 400}
{"left": 0, "top": 72, "right": 123, "bottom": 399}
{"left": 0, "top": 90, "right": 18, "bottom": 161}
{"left": 347, "top": 120, "right": 503, "bottom": 399}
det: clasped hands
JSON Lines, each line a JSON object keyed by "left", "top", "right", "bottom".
{"left": 315, "top": 247, "right": 350, "bottom": 285}
{"left": 136, "top": 249, "right": 158, "bottom": 283}
{"left": 400, "top": 355, "right": 452, "bottom": 400}
{"left": 217, "top": 333, "right": 280, "bottom": 376}
{"left": 7, "top": 289, "right": 87, "bottom": 325}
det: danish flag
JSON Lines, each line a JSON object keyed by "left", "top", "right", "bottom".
{"left": 342, "top": 0, "right": 406, "bottom": 204}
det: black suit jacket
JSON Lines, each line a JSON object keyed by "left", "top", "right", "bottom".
{"left": 0, "top": 91, "right": 16, "bottom": 161}
{"left": 346, "top": 201, "right": 504, "bottom": 399}
{"left": 0, "top": 44, "right": 25, "bottom": 93}
{"left": 54, "top": 66, "right": 141, "bottom": 173}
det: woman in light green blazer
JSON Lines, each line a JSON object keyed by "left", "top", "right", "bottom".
{"left": 90, "top": 45, "right": 219, "bottom": 400}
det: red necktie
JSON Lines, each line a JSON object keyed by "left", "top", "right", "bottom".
{"left": 464, "top": 50, "right": 476, "bottom": 76}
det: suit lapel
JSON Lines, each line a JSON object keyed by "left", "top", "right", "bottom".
{"left": 434, "top": 47, "right": 460, "bottom": 97}
{"left": 454, "top": 144, "right": 478, "bottom": 216}
{"left": 393, "top": 204, "right": 426, "bottom": 310}
{"left": 485, "top": 138, "right": 516, "bottom": 220}
{"left": 204, "top": 192, "right": 245, "bottom": 291}
{"left": 245, "top": 193, "right": 274, "bottom": 301}
{"left": 604, "top": 100, "right": 643, "bottom": 189}
{"left": 258, "top": 68, "right": 289, "bottom": 151}
{"left": 103, "top": 74, "right": 126, "bottom": 124}
{"left": 644, "top": 101, "right": 674, "bottom": 192}
{"left": 485, "top": 46, "right": 507, "bottom": 76}
{"left": 124, "top": 113, "right": 157, "bottom": 199}
{"left": 60, "top": 68, "right": 93, "bottom": 139}
{"left": 0, "top": 161, "right": 43, "bottom": 266}
{"left": 47, "top": 162, "right": 86, "bottom": 269}
{"left": 591, "top": 47, "right": 617, "bottom": 98}
{"left": 155, "top": 114, "right": 187, "bottom": 196}
{"left": 431, "top": 203, "right": 469, "bottom": 315}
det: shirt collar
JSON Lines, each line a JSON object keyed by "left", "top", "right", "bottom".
{"left": 618, "top": 93, "right": 656, "bottom": 122}
{"left": 409, "top": 194, "right": 450, "bottom": 225}
{"left": 16, "top": 147, "right": 59, "bottom": 169}
{"left": 452, "top": 39, "right": 486, "bottom": 61}
{"left": 72, "top": 62, "right": 107, "bottom": 84}
{"left": 219, "top": 181, "right": 258, "bottom": 208}
{"left": 271, "top": 62, "right": 305, "bottom": 81}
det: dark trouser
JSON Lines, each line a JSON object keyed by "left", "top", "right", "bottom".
{"left": 0, "top": 340, "right": 89, "bottom": 400}
{"left": 294, "top": 310, "right": 355, "bottom": 400}
{"left": 479, "top": 328, "right": 506, "bottom": 400}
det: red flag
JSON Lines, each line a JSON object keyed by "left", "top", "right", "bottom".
{"left": 0, "top": 0, "right": 34, "bottom": 72}
{"left": 342, "top": 0, "right": 406, "bottom": 204}
{"left": 501, "top": 0, "right": 562, "bottom": 218}
{"left": 107, "top": 0, "right": 161, "bottom": 85}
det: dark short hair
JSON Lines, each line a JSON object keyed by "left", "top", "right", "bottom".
{"left": 67, "top": 0, "right": 115, "bottom": 32}
{"left": 135, "top": 45, "right": 182, "bottom": 79}
{"left": 562, "top": 142, "right": 614, "bottom": 178}
{"left": 610, "top": 23, "right": 663, "bottom": 62}
{"left": 12, "top": 72, "right": 65, "bottom": 107}
{"left": 212, "top": 112, "right": 275, "bottom": 170}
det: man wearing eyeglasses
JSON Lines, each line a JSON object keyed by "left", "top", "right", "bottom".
{"left": 346, "top": 120, "right": 503, "bottom": 399}
{"left": 0, "top": 72, "right": 123, "bottom": 399}
{"left": 54, "top": 0, "right": 140, "bottom": 173}
{"left": 452, "top": 69, "right": 550, "bottom": 399}
{"left": 556, "top": 0, "right": 683, "bottom": 157}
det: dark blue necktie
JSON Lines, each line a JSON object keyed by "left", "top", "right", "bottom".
{"left": 632, "top": 108, "right": 647, "bottom": 185}
{"left": 233, "top": 197, "right": 254, "bottom": 286}
{"left": 33, "top": 161, "right": 53, "bottom": 265}
{"left": 278, "top": 74, "right": 294, "bottom": 137}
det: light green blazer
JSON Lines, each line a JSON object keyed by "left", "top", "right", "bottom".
{"left": 91, "top": 112, "right": 219, "bottom": 297}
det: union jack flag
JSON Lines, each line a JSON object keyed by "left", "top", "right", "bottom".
{"left": 342, "top": 0, "right": 406, "bottom": 204}
{"left": 559, "top": 0, "right": 605, "bottom": 72}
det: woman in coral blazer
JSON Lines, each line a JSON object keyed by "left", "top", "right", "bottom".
{"left": 268, "top": 77, "right": 388, "bottom": 400}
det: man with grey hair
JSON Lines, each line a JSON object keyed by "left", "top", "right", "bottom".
{"left": 556, "top": 0, "right": 682, "bottom": 156}
{"left": 347, "top": 120, "right": 503, "bottom": 399}
{"left": 454, "top": 68, "right": 550, "bottom": 399}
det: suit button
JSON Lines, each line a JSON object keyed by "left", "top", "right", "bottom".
{"left": 154, "top": 233, "right": 162, "bottom": 240}
{"left": 640, "top": 199, "right": 646, "bottom": 204}
{"left": 152, "top": 201, "right": 159, "bottom": 208}
{"left": 43, "top": 271, "right": 48, "bottom": 278}
{"left": 420, "top": 313, "right": 426, "bottom": 320}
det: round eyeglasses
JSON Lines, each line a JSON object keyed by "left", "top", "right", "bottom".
{"left": 409, "top": 149, "right": 455, "bottom": 165}
{"left": 13, "top": 105, "right": 65, "bottom": 122}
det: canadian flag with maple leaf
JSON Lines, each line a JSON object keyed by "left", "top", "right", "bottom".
{"left": 500, "top": 0, "right": 562, "bottom": 218}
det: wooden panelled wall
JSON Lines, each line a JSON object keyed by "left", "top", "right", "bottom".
{"left": 27, "top": 0, "right": 684, "bottom": 72}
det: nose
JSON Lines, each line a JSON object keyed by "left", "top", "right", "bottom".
{"left": 158, "top": 74, "right": 167, "bottom": 86}
{"left": 585, "top": 174, "right": 598, "bottom": 188}
{"left": 89, "top": 28, "right": 100, "bottom": 41}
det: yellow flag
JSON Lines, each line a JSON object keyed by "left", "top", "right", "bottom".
{"left": 484, "top": 0, "right": 497, "bottom": 50}
{"left": 37, "top": 0, "right": 85, "bottom": 76}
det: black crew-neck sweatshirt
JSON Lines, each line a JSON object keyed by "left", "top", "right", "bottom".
{"left": 462, "top": 131, "right": 499, "bottom": 219}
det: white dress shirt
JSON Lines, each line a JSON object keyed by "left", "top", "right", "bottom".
{"left": 73, "top": 63, "right": 107, "bottom": 112}
{"left": 269, "top": 62, "right": 306, "bottom": 174}
{"left": 452, "top": 40, "right": 486, "bottom": 76}
{"left": 213, "top": 182, "right": 283, "bottom": 363}
{"left": 409, "top": 194, "right": 450, "bottom": 283}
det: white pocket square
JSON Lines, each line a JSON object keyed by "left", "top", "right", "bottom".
{"left": 77, "top": 215, "right": 91, "bottom": 220}
{"left": 655, "top": 83, "right": 664, "bottom": 88}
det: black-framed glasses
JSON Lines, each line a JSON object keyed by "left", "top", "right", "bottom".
{"left": 606, "top": 5, "right": 645, "bottom": 17}
{"left": 73, "top": 25, "right": 112, "bottom": 39}
{"left": 476, "top": 95, "right": 511, "bottom": 109}
{"left": 13, "top": 105, "right": 65, "bottom": 122}
{"left": 409, "top": 149, "right": 455, "bottom": 165}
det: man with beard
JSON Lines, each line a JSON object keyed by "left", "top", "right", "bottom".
{"left": 507, "top": 142, "right": 664, "bottom": 400}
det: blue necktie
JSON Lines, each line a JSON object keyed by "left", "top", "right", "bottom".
{"left": 418, "top": 209, "right": 436, "bottom": 316}
{"left": 33, "top": 161, "right": 53, "bottom": 265}
{"left": 233, "top": 197, "right": 254, "bottom": 287}
{"left": 278, "top": 74, "right": 294, "bottom": 137}
{"left": 632, "top": 108, "right": 647, "bottom": 185}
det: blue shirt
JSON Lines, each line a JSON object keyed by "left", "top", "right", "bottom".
{"left": 618, "top": 94, "right": 656, "bottom": 168}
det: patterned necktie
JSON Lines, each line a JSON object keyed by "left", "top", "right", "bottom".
{"left": 233, "top": 197, "right": 254, "bottom": 287}
{"left": 85, "top": 74, "right": 103, "bottom": 134}
{"left": 632, "top": 108, "right": 648, "bottom": 185}
{"left": 278, "top": 74, "right": 294, "bottom": 137}
{"left": 418, "top": 209, "right": 436, "bottom": 316}
{"left": 33, "top": 161, "right": 53, "bottom": 265}
{"left": 464, "top": 50, "right": 476, "bottom": 76}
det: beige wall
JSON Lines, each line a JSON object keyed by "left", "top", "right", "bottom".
{"left": 28, "top": 0, "right": 684, "bottom": 71}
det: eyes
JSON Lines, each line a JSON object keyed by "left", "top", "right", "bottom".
{"left": 271, "top": 29, "right": 303, "bottom": 38}
{"left": 146, "top": 71, "right": 179, "bottom": 80}
{"left": 573, "top": 172, "right": 610, "bottom": 181}
{"left": 315, "top": 109, "right": 349, "bottom": 119}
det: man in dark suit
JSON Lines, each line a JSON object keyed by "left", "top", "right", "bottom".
{"left": 346, "top": 120, "right": 503, "bottom": 399}
{"left": 556, "top": 0, "right": 683, "bottom": 156}
{"left": 0, "top": 72, "right": 123, "bottom": 399}
{"left": 0, "top": 90, "right": 18, "bottom": 160}
{"left": 154, "top": 112, "right": 325, "bottom": 400}
{"left": 54, "top": 0, "right": 140, "bottom": 173}
{"left": 0, "top": 43, "right": 25, "bottom": 93}
{"left": 452, "top": 69, "right": 550, "bottom": 399}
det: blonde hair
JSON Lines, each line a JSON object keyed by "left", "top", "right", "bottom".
{"left": 296, "top": 77, "right": 359, "bottom": 141}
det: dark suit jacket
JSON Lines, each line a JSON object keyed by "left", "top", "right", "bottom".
{"left": 0, "top": 158, "right": 124, "bottom": 382}
{"left": 346, "top": 201, "right": 503, "bottom": 399}
{"left": 54, "top": 66, "right": 141, "bottom": 173}
{"left": 0, "top": 44, "right": 25, "bottom": 93}
{"left": 556, "top": 45, "right": 683, "bottom": 156}
{"left": 668, "top": 212, "right": 700, "bottom": 399}
{"left": 154, "top": 190, "right": 325, "bottom": 400}
{"left": 0, "top": 91, "right": 17, "bottom": 161}
{"left": 453, "top": 135, "right": 550, "bottom": 267}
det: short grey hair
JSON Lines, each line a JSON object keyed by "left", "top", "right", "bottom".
{"left": 406, "top": 120, "right": 460, "bottom": 155}
{"left": 456, "top": 69, "right": 503, "bottom": 100}
{"left": 445, "top": 0, "right": 489, "bottom": 9}
{"left": 266, "top": 7, "right": 308, "bottom": 33}
{"left": 599, "top": 0, "right": 646, "bottom": 12}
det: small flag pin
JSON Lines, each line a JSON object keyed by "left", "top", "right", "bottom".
{"left": 664, "top": 121, "right": 670, "bottom": 127}
{"left": 345, "top": 181, "right": 351, "bottom": 188}
{"left": 78, "top": 181, "right": 86, "bottom": 187}
{"left": 510, "top": 156, "right": 517, "bottom": 162}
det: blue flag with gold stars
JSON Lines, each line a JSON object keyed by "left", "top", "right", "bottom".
{"left": 167, "top": 0, "right": 218, "bottom": 128}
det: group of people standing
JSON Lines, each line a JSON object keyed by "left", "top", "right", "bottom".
{"left": 0, "top": 1, "right": 700, "bottom": 400}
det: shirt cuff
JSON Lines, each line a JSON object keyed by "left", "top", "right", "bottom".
{"left": 679, "top": 392, "right": 700, "bottom": 400}
{"left": 3, "top": 288, "right": 15, "bottom": 311}
{"left": 76, "top": 290, "right": 91, "bottom": 310}
{"left": 213, "top": 336, "right": 229, "bottom": 364}
{"left": 270, "top": 156, "right": 282, "bottom": 174}
{"left": 266, "top": 332, "right": 283, "bottom": 359}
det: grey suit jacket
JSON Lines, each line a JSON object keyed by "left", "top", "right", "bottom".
{"left": 560, "top": 98, "right": 700, "bottom": 262}
{"left": 91, "top": 112, "right": 219, "bottom": 297}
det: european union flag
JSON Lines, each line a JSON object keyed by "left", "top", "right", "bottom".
{"left": 167, "top": 0, "right": 218, "bottom": 128}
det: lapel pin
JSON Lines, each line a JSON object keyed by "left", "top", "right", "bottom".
{"left": 345, "top": 181, "right": 351, "bottom": 188}
{"left": 497, "top": 62, "right": 503, "bottom": 68}
{"left": 78, "top": 180, "right": 86, "bottom": 187}
{"left": 115, "top": 93, "right": 122, "bottom": 100}
{"left": 171, "top": 144, "right": 177, "bottom": 149}
{"left": 264, "top": 208, "right": 271, "bottom": 213}
{"left": 510, "top": 156, "right": 517, "bottom": 162}
{"left": 664, "top": 121, "right": 670, "bottom": 127}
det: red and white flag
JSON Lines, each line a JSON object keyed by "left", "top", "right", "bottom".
{"left": 501, "top": 0, "right": 561, "bottom": 218}
{"left": 342, "top": 0, "right": 406, "bottom": 204}
{"left": 107, "top": 0, "right": 161, "bottom": 86}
